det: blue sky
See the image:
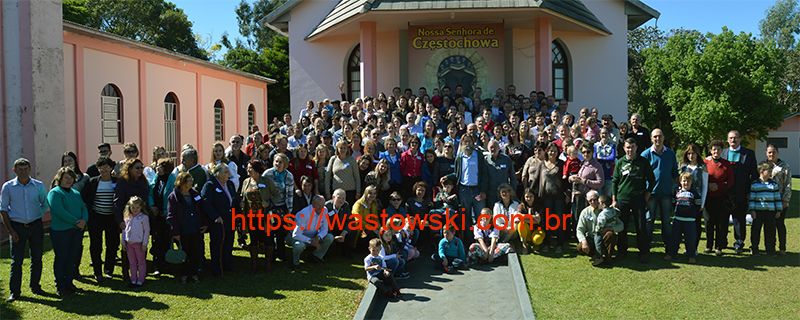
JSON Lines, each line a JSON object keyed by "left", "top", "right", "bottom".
{"left": 171, "top": 0, "right": 775, "bottom": 57}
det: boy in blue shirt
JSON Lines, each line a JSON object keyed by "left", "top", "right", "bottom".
{"left": 749, "top": 163, "right": 784, "bottom": 256}
{"left": 432, "top": 227, "right": 466, "bottom": 273}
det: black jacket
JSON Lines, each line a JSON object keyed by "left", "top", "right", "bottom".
{"left": 166, "top": 189, "right": 207, "bottom": 236}
{"left": 201, "top": 178, "right": 240, "bottom": 224}
{"left": 81, "top": 176, "right": 118, "bottom": 215}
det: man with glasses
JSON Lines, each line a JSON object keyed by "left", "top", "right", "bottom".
{"left": 86, "top": 143, "right": 113, "bottom": 178}
{"left": 1, "top": 158, "right": 48, "bottom": 302}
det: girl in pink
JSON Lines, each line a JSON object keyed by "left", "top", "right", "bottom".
{"left": 122, "top": 196, "right": 150, "bottom": 288}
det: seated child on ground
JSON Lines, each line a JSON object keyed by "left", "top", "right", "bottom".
{"left": 395, "top": 217, "right": 420, "bottom": 261}
{"left": 432, "top": 227, "right": 466, "bottom": 273}
{"left": 380, "top": 227, "right": 410, "bottom": 279}
{"left": 468, "top": 212, "right": 513, "bottom": 264}
{"left": 592, "top": 195, "right": 624, "bottom": 264}
{"left": 364, "top": 238, "right": 400, "bottom": 298}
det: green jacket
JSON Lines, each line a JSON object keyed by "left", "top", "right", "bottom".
{"left": 611, "top": 155, "right": 655, "bottom": 200}
{"left": 47, "top": 187, "right": 89, "bottom": 231}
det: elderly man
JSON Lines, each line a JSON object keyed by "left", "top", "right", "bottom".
{"left": 1, "top": 158, "right": 48, "bottom": 302}
{"left": 640, "top": 128, "right": 679, "bottom": 258}
{"left": 724, "top": 130, "right": 758, "bottom": 254}
{"left": 576, "top": 191, "right": 622, "bottom": 266}
{"left": 289, "top": 195, "right": 334, "bottom": 268}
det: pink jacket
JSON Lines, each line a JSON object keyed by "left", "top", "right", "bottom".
{"left": 576, "top": 158, "right": 604, "bottom": 194}
{"left": 123, "top": 213, "right": 150, "bottom": 245}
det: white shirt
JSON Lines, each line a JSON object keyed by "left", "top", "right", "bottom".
{"left": 292, "top": 205, "right": 329, "bottom": 243}
{"left": 492, "top": 200, "right": 520, "bottom": 229}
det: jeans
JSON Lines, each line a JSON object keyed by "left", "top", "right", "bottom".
{"left": 51, "top": 228, "right": 83, "bottom": 292}
{"left": 88, "top": 212, "right": 119, "bottom": 276}
{"left": 751, "top": 210, "right": 777, "bottom": 254}
{"left": 289, "top": 233, "right": 334, "bottom": 265}
{"left": 459, "top": 185, "right": 485, "bottom": 229}
{"left": 8, "top": 220, "right": 44, "bottom": 295}
{"left": 731, "top": 198, "right": 748, "bottom": 249}
{"left": 669, "top": 219, "right": 697, "bottom": 257}
{"left": 777, "top": 208, "right": 787, "bottom": 251}
{"left": 616, "top": 197, "right": 648, "bottom": 255}
{"left": 647, "top": 195, "right": 674, "bottom": 249}
{"left": 210, "top": 220, "right": 235, "bottom": 275}
{"left": 384, "top": 255, "right": 406, "bottom": 275}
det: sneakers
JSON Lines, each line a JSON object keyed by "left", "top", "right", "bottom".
{"left": 715, "top": 249, "right": 723, "bottom": 256}
{"left": 6, "top": 293, "right": 18, "bottom": 303}
{"left": 395, "top": 272, "right": 410, "bottom": 280}
{"left": 703, "top": 248, "right": 713, "bottom": 254}
{"left": 591, "top": 257, "right": 604, "bottom": 267}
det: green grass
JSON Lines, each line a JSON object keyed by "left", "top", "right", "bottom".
{"left": 0, "top": 237, "right": 366, "bottom": 319}
{"left": 519, "top": 178, "right": 800, "bottom": 319}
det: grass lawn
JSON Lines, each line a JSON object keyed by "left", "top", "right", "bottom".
{"left": 519, "top": 178, "right": 800, "bottom": 318}
{"left": 0, "top": 237, "right": 367, "bottom": 319}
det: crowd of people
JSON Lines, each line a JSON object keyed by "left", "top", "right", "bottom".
{"left": 1, "top": 83, "right": 793, "bottom": 301}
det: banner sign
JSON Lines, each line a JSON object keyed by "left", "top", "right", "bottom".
{"left": 409, "top": 24, "right": 503, "bottom": 50}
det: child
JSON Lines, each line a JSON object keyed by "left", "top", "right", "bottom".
{"left": 517, "top": 188, "right": 544, "bottom": 254}
{"left": 563, "top": 145, "right": 582, "bottom": 188}
{"left": 379, "top": 227, "right": 410, "bottom": 279}
{"left": 592, "top": 196, "right": 623, "bottom": 265}
{"left": 432, "top": 227, "right": 466, "bottom": 273}
{"left": 122, "top": 196, "right": 150, "bottom": 288}
{"left": 432, "top": 175, "right": 461, "bottom": 240}
{"left": 749, "top": 162, "right": 784, "bottom": 256}
{"left": 406, "top": 181, "right": 433, "bottom": 245}
{"left": 468, "top": 214, "right": 512, "bottom": 265}
{"left": 668, "top": 172, "right": 701, "bottom": 263}
{"left": 396, "top": 217, "right": 420, "bottom": 261}
{"left": 384, "top": 191, "right": 407, "bottom": 217}
{"left": 364, "top": 238, "right": 400, "bottom": 299}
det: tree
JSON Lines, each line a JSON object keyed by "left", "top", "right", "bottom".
{"left": 760, "top": 0, "right": 800, "bottom": 113}
{"left": 628, "top": 26, "right": 671, "bottom": 143}
{"left": 63, "top": 0, "right": 208, "bottom": 60}
{"left": 633, "top": 28, "right": 786, "bottom": 148}
{"left": 220, "top": 0, "right": 290, "bottom": 120}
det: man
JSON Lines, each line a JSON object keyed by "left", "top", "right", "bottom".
{"left": 287, "top": 123, "right": 307, "bottom": 151}
{"left": 612, "top": 138, "right": 655, "bottom": 263}
{"left": 454, "top": 134, "right": 489, "bottom": 232}
{"left": 723, "top": 130, "right": 758, "bottom": 253}
{"left": 289, "top": 195, "right": 334, "bottom": 268}
{"left": 325, "top": 189, "right": 354, "bottom": 256}
{"left": 226, "top": 135, "right": 250, "bottom": 248}
{"left": 176, "top": 148, "right": 208, "bottom": 191}
{"left": 576, "top": 191, "right": 620, "bottom": 266}
{"left": 626, "top": 113, "right": 651, "bottom": 154}
{"left": 601, "top": 114, "right": 621, "bottom": 146}
{"left": 403, "top": 112, "right": 423, "bottom": 136}
{"left": 1, "top": 158, "right": 48, "bottom": 302}
{"left": 640, "top": 129, "right": 678, "bottom": 257}
{"left": 483, "top": 140, "right": 517, "bottom": 205}
{"left": 86, "top": 143, "right": 113, "bottom": 178}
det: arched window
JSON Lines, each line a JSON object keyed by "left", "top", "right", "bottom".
{"left": 164, "top": 93, "right": 179, "bottom": 159}
{"left": 247, "top": 104, "right": 256, "bottom": 132}
{"left": 552, "top": 40, "right": 570, "bottom": 101}
{"left": 101, "top": 84, "right": 123, "bottom": 143}
{"left": 346, "top": 44, "right": 361, "bottom": 101}
{"left": 214, "top": 100, "right": 225, "bottom": 141}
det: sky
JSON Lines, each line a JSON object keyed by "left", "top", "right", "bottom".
{"left": 171, "top": 0, "right": 776, "bottom": 58}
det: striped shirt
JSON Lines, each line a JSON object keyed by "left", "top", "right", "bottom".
{"left": 93, "top": 180, "right": 116, "bottom": 215}
{"left": 674, "top": 189, "right": 701, "bottom": 222}
{"left": 749, "top": 179, "right": 783, "bottom": 212}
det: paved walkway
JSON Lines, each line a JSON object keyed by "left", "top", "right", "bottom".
{"left": 366, "top": 256, "right": 527, "bottom": 320}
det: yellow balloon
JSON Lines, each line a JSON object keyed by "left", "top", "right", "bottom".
{"left": 532, "top": 230, "right": 545, "bottom": 245}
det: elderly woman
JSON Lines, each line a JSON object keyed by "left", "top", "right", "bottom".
{"left": 325, "top": 140, "right": 360, "bottom": 204}
{"left": 538, "top": 143, "right": 567, "bottom": 254}
{"left": 201, "top": 163, "right": 240, "bottom": 276}
{"left": 167, "top": 172, "right": 206, "bottom": 283}
{"left": 262, "top": 153, "right": 295, "bottom": 262}
{"left": 240, "top": 159, "right": 277, "bottom": 271}
{"left": 48, "top": 167, "right": 88, "bottom": 297}
{"left": 113, "top": 158, "right": 154, "bottom": 282}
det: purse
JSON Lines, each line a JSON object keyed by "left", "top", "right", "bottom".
{"left": 165, "top": 241, "right": 187, "bottom": 264}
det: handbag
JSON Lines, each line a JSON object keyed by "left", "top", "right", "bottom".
{"left": 165, "top": 241, "right": 187, "bottom": 264}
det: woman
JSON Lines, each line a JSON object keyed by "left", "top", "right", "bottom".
{"left": 255, "top": 144, "right": 272, "bottom": 164}
{"left": 56, "top": 152, "right": 89, "bottom": 192}
{"left": 350, "top": 132, "right": 363, "bottom": 159}
{"left": 358, "top": 155, "right": 374, "bottom": 192}
{"left": 292, "top": 175, "right": 316, "bottom": 213}
{"left": 167, "top": 172, "right": 206, "bottom": 283}
{"left": 144, "top": 146, "right": 167, "bottom": 184}
{"left": 353, "top": 185, "right": 381, "bottom": 242}
{"left": 205, "top": 142, "right": 241, "bottom": 191}
{"left": 325, "top": 140, "right": 361, "bottom": 204}
{"left": 379, "top": 138, "right": 403, "bottom": 195}
{"left": 764, "top": 145, "right": 791, "bottom": 255}
{"left": 679, "top": 143, "right": 708, "bottom": 253}
{"left": 240, "top": 159, "right": 277, "bottom": 271}
{"left": 521, "top": 142, "right": 547, "bottom": 197}
{"left": 594, "top": 128, "right": 617, "bottom": 197}
{"left": 288, "top": 144, "right": 319, "bottom": 193}
{"left": 48, "top": 167, "right": 88, "bottom": 297}
{"left": 113, "top": 158, "right": 153, "bottom": 281}
{"left": 419, "top": 120, "right": 436, "bottom": 153}
{"left": 399, "top": 136, "right": 424, "bottom": 199}
{"left": 421, "top": 149, "right": 439, "bottom": 197}
{"left": 201, "top": 163, "right": 239, "bottom": 276}
{"left": 492, "top": 184, "right": 520, "bottom": 243}
{"left": 616, "top": 122, "right": 630, "bottom": 159}
{"left": 703, "top": 140, "right": 734, "bottom": 256}
{"left": 538, "top": 143, "right": 567, "bottom": 254}
{"left": 82, "top": 156, "right": 118, "bottom": 282}
{"left": 314, "top": 145, "right": 330, "bottom": 198}
{"left": 569, "top": 144, "right": 604, "bottom": 230}
{"left": 262, "top": 153, "right": 295, "bottom": 261}
{"left": 148, "top": 158, "right": 175, "bottom": 275}
{"left": 507, "top": 128, "right": 532, "bottom": 195}
{"left": 365, "top": 159, "right": 392, "bottom": 206}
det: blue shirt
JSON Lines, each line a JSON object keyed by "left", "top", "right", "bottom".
{"left": 459, "top": 151, "right": 479, "bottom": 186}
{"left": 379, "top": 151, "right": 402, "bottom": 184}
{"left": 0, "top": 177, "right": 48, "bottom": 224}
{"left": 640, "top": 146, "right": 679, "bottom": 196}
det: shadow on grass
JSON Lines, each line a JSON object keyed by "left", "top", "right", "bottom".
{"left": 19, "top": 290, "right": 168, "bottom": 319}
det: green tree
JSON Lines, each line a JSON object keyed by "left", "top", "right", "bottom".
{"left": 634, "top": 28, "right": 786, "bottom": 147}
{"left": 220, "top": 0, "right": 290, "bottom": 120}
{"left": 63, "top": 0, "right": 208, "bottom": 60}
{"left": 760, "top": 0, "right": 799, "bottom": 113}
{"left": 627, "top": 26, "right": 672, "bottom": 143}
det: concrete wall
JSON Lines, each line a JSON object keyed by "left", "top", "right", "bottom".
{"left": 756, "top": 116, "right": 800, "bottom": 176}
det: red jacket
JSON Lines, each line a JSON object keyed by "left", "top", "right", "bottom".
{"left": 400, "top": 149, "right": 423, "bottom": 178}
{"left": 704, "top": 157, "right": 735, "bottom": 198}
